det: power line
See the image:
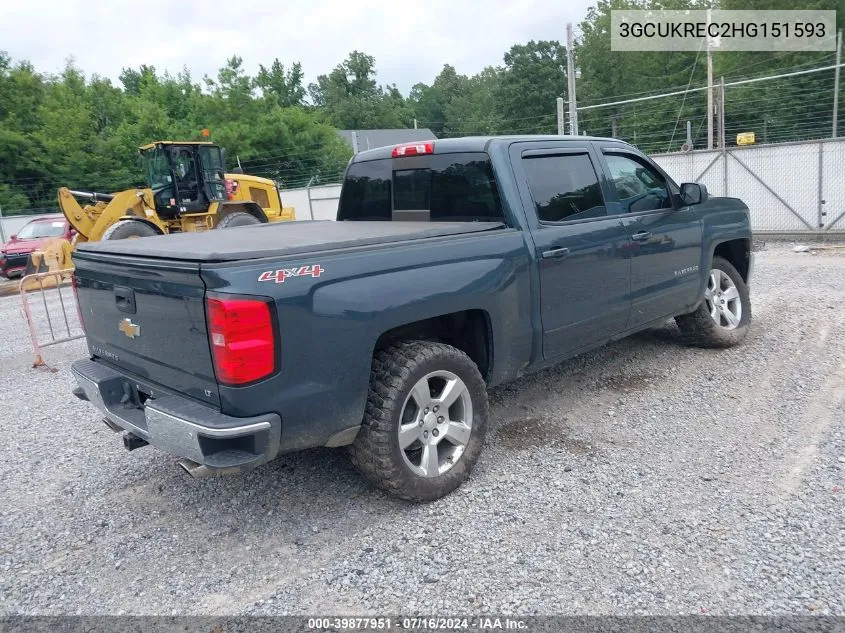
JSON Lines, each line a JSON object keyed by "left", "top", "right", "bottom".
{"left": 577, "top": 62, "right": 844, "bottom": 112}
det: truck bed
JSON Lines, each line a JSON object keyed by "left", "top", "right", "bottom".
{"left": 74, "top": 220, "right": 505, "bottom": 262}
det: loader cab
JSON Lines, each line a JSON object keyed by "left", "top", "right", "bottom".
{"left": 140, "top": 142, "right": 227, "bottom": 217}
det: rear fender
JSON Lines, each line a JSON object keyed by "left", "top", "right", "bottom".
{"left": 201, "top": 228, "right": 532, "bottom": 451}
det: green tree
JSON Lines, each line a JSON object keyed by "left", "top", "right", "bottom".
{"left": 309, "top": 51, "right": 411, "bottom": 129}
{"left": 256, "top": 59, "right": 306, "bottom": 108}
{"left": 409, "top": 65, "right": 464, "bottom": 135}
{"left": 496, "top": 40, "right": 568, "bottom": 134}
{"left": 576, "top": 0, "right": 711, "bottom": 151}
{"left": 444, "top": 68, "right": 504, "bottom": 136}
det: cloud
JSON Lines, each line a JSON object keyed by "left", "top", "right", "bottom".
{"left": 1, "top": 0, "right": 594, "bottom": 93}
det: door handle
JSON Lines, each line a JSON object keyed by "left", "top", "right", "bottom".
{"left": 541, "top": 246, "right": 570, "bottom": 259}
{"left": 631, "top": 231, "right": 652, "bottom": 242}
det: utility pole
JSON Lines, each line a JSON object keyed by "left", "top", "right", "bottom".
{"left": 566, "top": 23, "right": 579, "bottom": 135}
{"left": 351, "top": 130, "right": 359, "bottom": 154}
{"left": 0, "top": 203, "right": 5, "bottom": 243}
{"left": 413, "top": 118, "right": 418, "bottom": 130}
{"left": 556, "top": 97, "right": 565, "bottom": 135}
{"left": 719, "top": 76, "right": 726, "bottom": 149}
{"left": 706, "top": 9, "right": 714, "bottom": 150}
{"left": 833, "top": 29, "right": 842, "bottom": 138}
{"left": 712, "top": 83, "right": 720, "bottom": 148}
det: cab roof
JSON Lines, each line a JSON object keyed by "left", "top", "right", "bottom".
{"left": 349, "top": 135, "right": 632, "bottom": 163}
{"left": 138, "top": 141, "right": 217, "bottom": 151}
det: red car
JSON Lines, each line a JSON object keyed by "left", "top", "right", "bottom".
{"left": 1, "top": 217, "right": 74, "bottom": 279}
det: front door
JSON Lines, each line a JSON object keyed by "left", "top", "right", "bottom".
{"left": 510, "top": 142, "right": 632, "bottom": 360}
{"left": 598, "top": 149, "right": 703, "bottom": 327}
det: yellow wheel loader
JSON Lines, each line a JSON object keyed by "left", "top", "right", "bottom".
{"left": 57, "top": 141, "right": 295, "bottom": 249}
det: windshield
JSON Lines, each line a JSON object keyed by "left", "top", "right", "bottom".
{"left": 16, "top": 220, "right": 66, "bottom": 240}
{"left": 142, "top": 147, "right": 173, "bottom": 190}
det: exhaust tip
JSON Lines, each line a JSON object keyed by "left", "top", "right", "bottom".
{"left": 177, "top": 458, "right": 213, "bottom": 479}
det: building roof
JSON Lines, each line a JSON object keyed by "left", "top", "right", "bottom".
{"left": 338, "top": 129, "right": 437, "bottom": 152}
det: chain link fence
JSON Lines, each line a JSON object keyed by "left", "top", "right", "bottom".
{"left": 652, "top": 137, "right": 845, "bottom": 233}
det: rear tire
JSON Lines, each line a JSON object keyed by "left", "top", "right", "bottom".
{"left": 216, "top": 212, "right": 261, "bottom": 229}
{"left": 676, "top": 255, "right": 751, "bottom": 348}
{"left": 102, "top": 220, "right": 160, "bottom": 240}
{"left": 348, "top": 341, "right": 488, "bottom": 502}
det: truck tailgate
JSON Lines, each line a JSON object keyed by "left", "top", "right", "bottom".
{"left": 73, "top": 251, "right": 219, "bottom": 407}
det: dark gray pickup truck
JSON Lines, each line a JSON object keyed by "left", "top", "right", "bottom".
{"left": 71, "top": 136, "right": 753, "bottom": 501}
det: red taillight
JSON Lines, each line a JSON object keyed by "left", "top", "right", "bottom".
{"left": 207, "top": 297, "right": 277, "bottom": 386}
{"left": 71, "top": 274, "right": 85, "bottom": 333}
{"left": 392, "top": 142, "right": 434, "bottom": 157}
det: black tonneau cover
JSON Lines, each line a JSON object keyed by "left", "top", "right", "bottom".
{"left": 75, "top": 220, "right": 505, "bottom": 263}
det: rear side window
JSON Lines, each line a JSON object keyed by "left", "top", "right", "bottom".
{"left": 522, "top": 153, "right": 606, "bottom": 223}
{"left": 338, "top": 152, "right": 505, "bottom": 222}
{"left": 337, "top": 160, "right": 391, "bottom": 220}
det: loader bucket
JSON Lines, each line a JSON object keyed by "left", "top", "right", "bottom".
{"left": 21, "top": 239, "right": 75, "bottom": 291}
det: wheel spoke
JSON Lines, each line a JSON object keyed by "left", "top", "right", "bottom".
{"left": 410, "top": 378, "right": 431, "bottom": 410}
{"left": 710, "top": 303, "right": 720, "bottom": 323}
{"left": 710, "top": 270, "right": 721, "bottom": 292}
{"left": 435, "top": 377, "right": 464, "bottom": 409}
{"left": 703, "top": 287, "right": 714, "bottom": 300}
{"left": 398, "top": 423, "right": 419, "bottom": 449}
{"left": 724, "top": 308, "right": 740, "bottom": 327}
{"left": 442, "top": 420, "right": 471, "bottom": 446}
{"left": 722, "top": 286, "right": 739, "bottom": 301}
{"left": 420, "top": 444, "right": 440, "bottom": 477}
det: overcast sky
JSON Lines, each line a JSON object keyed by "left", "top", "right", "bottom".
{"left": 1, "top": 0, "right": 594, "bottom": 94}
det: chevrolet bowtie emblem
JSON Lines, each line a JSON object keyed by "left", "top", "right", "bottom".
{"left": 119, "top": 318, "right": 140, "bottom": 339}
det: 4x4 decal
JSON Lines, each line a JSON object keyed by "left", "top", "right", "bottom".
{"left": 258, "top": 264, "right": 324, "bottom": 284}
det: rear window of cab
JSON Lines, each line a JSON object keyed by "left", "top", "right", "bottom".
{"left": 337, "top": 152, "right": 505, "bottom": 223}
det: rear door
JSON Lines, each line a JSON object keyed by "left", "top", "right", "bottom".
{"left": 596, "top": 146, "right": 703, "bottom": 327}
{"left": 509, "top": 141, "right": 631, "bottom": 360}
{"left": 73, "top": 252, "right": 219, "bottom": 407}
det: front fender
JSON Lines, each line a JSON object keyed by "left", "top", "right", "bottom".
{"left": 693, "top": 197, "right": 752, "bottom": 306}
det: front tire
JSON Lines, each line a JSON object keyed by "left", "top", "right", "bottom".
{"left": 216, "top": 211, "right": 261, "bottom": 229}
{"left": 102, "top": 219, "right": 160, "bottom": 240}
{"left": 349, "top": 341, "right": 489, "bottom": 502}
{"left": 676, "top": 255, "right": 751, "bottom": 348}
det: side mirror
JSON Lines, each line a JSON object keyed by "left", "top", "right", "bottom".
{"left": 9, "top": 234, "right": 17, "bottom": 241}
{"left": 680, "top": 182, "right": 708, "bottom": 205}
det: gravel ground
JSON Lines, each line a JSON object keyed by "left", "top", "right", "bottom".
{"left": 0, "top": 243, "right": 843, "bottom": 616}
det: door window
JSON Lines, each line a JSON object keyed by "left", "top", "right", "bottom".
{"left": 522, "top": 153, "right": 606, "bottom": 223}
{"left": 604, "top": 153, "right": 673, "bottom": 214}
